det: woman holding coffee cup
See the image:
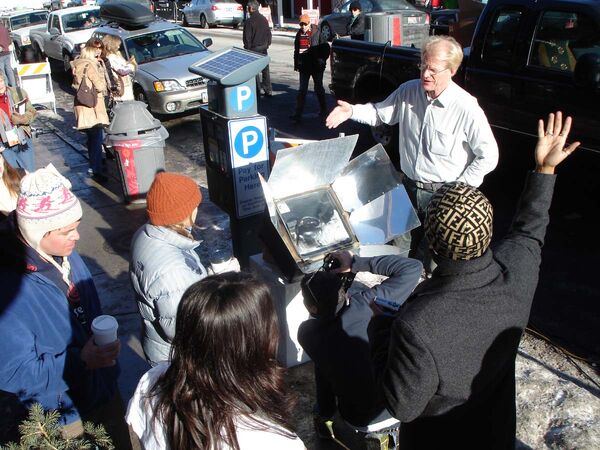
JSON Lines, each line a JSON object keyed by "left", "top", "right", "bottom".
{"left": 126, "top": 272, "right": 305, "bottom": 449}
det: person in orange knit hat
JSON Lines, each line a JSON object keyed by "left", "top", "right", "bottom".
{"left": 129, "top": 171, "right": 207, "bottom": 366}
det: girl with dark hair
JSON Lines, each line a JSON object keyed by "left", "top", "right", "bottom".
{"left": 126, "top": 272, "right": 305, "bottom": 450}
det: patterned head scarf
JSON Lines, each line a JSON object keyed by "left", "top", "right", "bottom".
{"left": 425, "top": 182, "right": 493, "bottom": 260}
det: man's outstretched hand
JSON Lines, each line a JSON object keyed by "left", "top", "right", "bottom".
{"left": 325, "top": 100, "right": 353, "bottom": 129}
{"left": 535, "top": 111, "right": 580, "bottom": 174}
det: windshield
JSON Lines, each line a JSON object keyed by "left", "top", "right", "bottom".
{"left": 125, "top": 28, "right": 206, "bottom": 64}
{"left": 62, "top": 10, "right": 101, "bottom": 32}
{"left": 10, "top": 12, "right": 48, "bottom": 31}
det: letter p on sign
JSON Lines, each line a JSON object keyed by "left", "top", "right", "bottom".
{"left": 236, "top": 86, "right": 252, "bottom": 111}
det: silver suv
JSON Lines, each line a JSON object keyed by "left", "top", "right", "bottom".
{"left": 93, "top": 20, "right": 213, "bottom": 115}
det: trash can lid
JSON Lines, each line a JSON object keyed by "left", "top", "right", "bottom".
{"left": 106, "top": 101, "right": 163, "bottom": 136}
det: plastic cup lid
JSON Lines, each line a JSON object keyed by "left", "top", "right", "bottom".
{"left": 92, "top": 315, "right": 118, "bottom": 332}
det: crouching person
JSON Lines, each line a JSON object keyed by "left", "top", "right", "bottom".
{"left": 298, "top": 251, "right": 422, "bottom": 449}
{"left": 0, "top": 165, "right": 131, "bottom": 448}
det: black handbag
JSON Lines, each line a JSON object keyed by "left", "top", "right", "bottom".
{"left": 75, "top": 65, "right": 97, "bottom": 108}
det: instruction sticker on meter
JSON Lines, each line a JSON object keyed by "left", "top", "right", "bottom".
{"left": 228, "top": 117, "right": 270, "bottom": 219}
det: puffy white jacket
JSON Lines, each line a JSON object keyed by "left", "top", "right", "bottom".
{"left": 130, "top": 223, "right": 207, "bottom": 365}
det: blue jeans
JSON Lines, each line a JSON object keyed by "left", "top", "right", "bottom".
{"left": 2, "top": 137, "right": 35, "bottom": 172}
{"left": 86, "top": 127, "right": 104, "bottom": 175}
{"left": 0, "top": 54, "right": 16, "bottom": 87}
{"left": 394, "top": 181, "right": 436, "bottom": 273}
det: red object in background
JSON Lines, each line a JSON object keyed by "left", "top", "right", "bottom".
{"left": 392, "top": 16, "right": 402, "bottom": 46}
{"left": 293, "top": 0, "right": 332, "bottom": 17}
{"left": 211, "top": 4, "right": 219, "bottom": 10}
{"left": 113, "top": 140, "right": 143, "bottom": 197}
{"left": 431, "top": 0, "right": 442, "bottom": 7}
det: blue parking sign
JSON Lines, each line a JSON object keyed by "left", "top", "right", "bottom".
{"left": 228, "top": 84, "right": 255, "bottom": 113}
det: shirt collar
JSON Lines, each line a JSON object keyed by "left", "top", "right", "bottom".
{"left": 424, "top": 80, "right": 458, "bottom": 108}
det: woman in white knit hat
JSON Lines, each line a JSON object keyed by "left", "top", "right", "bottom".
{"left": 0, "top": 164, "right": 131, "bottom": 449}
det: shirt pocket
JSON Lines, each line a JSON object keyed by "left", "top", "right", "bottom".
{"left": 424, "top": 124, "right": 454, "bottom": 156}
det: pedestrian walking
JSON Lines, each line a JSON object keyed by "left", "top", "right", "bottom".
{"left": 126, "top": 272, "right": 305, "bottom": 449}
{"left": 290, "top": 14, "right": 330, "bottom": 122}
{"left": 326, "top": 35, "right": 498, "bottom": 275}
{"left": 243, "top": 0, "right": 272, "bottom": 97}
{"left": 347, "top": 1, "right": 365, "bottom": 40}
{"left": 0, "top": 164, "right": 132, "bottom": 449}
{"left": 0, "top": 23, "right": 16, "bottom": 88}
{"left": 71, "top": 42, "right": 110, "bottom": 183}
{"left": 0, "top": 73, "right": 36, "bottom": 172}
{"left": 368, "top": 111, "right": 580, "bottom": 450}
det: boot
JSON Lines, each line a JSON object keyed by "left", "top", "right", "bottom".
{"left": 289, "top": 93, "right": 306, "bottom": 122}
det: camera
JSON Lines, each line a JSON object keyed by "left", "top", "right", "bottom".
{"left": 323, "top": 253, "right": 341, "bottom": 271}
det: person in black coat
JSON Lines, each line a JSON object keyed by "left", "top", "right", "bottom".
{"left": 243, "top": 0, "right": 272, "bottom": 96}
{"left": 298, "top": 252, "right": 421, "bottom": 442}
{"left": 368, "top": 111, "right": 581, "bottom": 450}
{"left": 290, "top": 14, "right": 330, "bottom": 122}
{"left": 347, "top": 1, "right": 365, "bottom": 40}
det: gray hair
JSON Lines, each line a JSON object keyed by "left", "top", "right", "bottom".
{"left": 421, "top": 35, "right": 464, "bottom": 73}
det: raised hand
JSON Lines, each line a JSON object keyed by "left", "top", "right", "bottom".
{"left": 535, "top": 111, "right": 581, "bottom": 174}
{"left": 325, "top": 100, "right": 353, "bottom": 129}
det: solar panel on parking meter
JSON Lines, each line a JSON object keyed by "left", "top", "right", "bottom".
{"left": 188, "top": 46, "right": 271, "bottom": 266}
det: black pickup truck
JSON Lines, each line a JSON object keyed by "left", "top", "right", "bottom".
{"left": 329, "top": 0, "right": 600, "bottom": 154}
{"left": 329, "top": 0, "right": 600, "bottom": 358}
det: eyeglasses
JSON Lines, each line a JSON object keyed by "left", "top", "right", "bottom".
{"left": 418, "top": 64, "right": 449, "bottom": 76}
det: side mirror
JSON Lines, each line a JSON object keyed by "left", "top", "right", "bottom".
{"left": 574, "top": 52, "right": 600, "bottom": 91}
{"left": 50, "top": 27, "right": 60, "bottom": 36}
{"left": 202, "top": 38, "right": 213, "bottom": 48}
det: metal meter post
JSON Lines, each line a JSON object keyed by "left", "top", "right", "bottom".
{"left": 189, "top": 47, "right": 271, "bottom": 267}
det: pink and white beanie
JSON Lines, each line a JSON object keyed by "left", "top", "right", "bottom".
{"left": 16, "top": 164, "right": 82, "bottom": 273}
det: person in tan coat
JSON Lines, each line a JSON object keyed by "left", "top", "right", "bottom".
{"left": 71, "top": 43, "right": 110, "bottom": 183}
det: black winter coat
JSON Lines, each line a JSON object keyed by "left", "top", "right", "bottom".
{"left": 242, "top": 10, "right": 271, "bottom": 54}
{"left": 347, "top": 13, "right": 365, "bottom": 40}
{"left": 293, "top": 24, "right": 330, "bottom": 74}
{"left": 369, "top": 173, "right": 557, "bottom": 450}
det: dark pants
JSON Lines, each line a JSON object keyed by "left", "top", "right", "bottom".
{"left": 294, "top": 70, "right": 326, "bottom": 116}
{"left": 256, "top": 64, "right": 272, "bottom": 95}
{"left": 394, "top": 179, "right": 437, "bottom": 273}
{"left": 85, "top": 127, "right": 104, "bottom": 175}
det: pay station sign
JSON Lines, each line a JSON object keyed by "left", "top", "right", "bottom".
{"left": 228, "top": 116, "right": 270, "bottom": 218}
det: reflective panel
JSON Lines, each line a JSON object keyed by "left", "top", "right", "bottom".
{"left": 267, "top": 135, "right": 358, "bottom": 198}
{"left": 276, "top": 189, "right": 355, "bottom": 259}
{"left": 349, "top": 185, "right": 420, "bottom": 244}
{"left": 333, "top": 144, "right": 403, "bottom": 213}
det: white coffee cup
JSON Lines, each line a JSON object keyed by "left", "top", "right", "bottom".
{"left": 91, "top": 315, "right": 119, "bottom": 346}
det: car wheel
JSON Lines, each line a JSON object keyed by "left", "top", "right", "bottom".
{"left": 33, "top": 43, "right": 45, "bottom": 59}
{"left": 321, "top": 22, "right": 333, "bottom": 42}
{"left": 134, "top": 86, "right": 150, "bottom": 110}
{"left": 182, "top": 13, "right": 189, "bottom": 27}
{"left": 370, "top": 123, "right": 400, "bottom": 168}
{"left": 200, "top": 14, "right": 208, "bottom": 29}
{"left": 233, "top": 22, "right": 239, "bottom": 29}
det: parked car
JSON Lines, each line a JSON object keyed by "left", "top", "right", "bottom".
{"left": 29, "top": 6, "right": 101, "bottom": 72}
{"left": 181, "top": 0, "right": 243, "bottom": 29}
{"left": 93, "top": 18, "right": 213, "bottom": 115}
{"left": 50, "top": 0, "right": 96, "bottom": 9}
{"left": 0, "top": 9, "right": 48, "bottom": 60}
{"left": 319, "top": 0, "right": 424, "bottom": 41}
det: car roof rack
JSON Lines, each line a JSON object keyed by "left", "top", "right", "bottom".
{"left": 99, "top": 2, "right": 156, "bottom": 29}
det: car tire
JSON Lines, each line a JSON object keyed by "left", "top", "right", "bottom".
{"left": 321, "top": 22, "right": 333, "bottom": 42}
{"left": 33, "top": 43, "right": 45, "bottom": 59}
{"left": 182, "top": 13, "right": 189, "bottom": 27}
{"left": 134, "top": 86, "right": 150, "bottom": 110}
{"left": 200, "top": 14, "right": 208, "bottom": 29}
{"left": 233, "top": 22, "right": 240, "bottom": 29}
